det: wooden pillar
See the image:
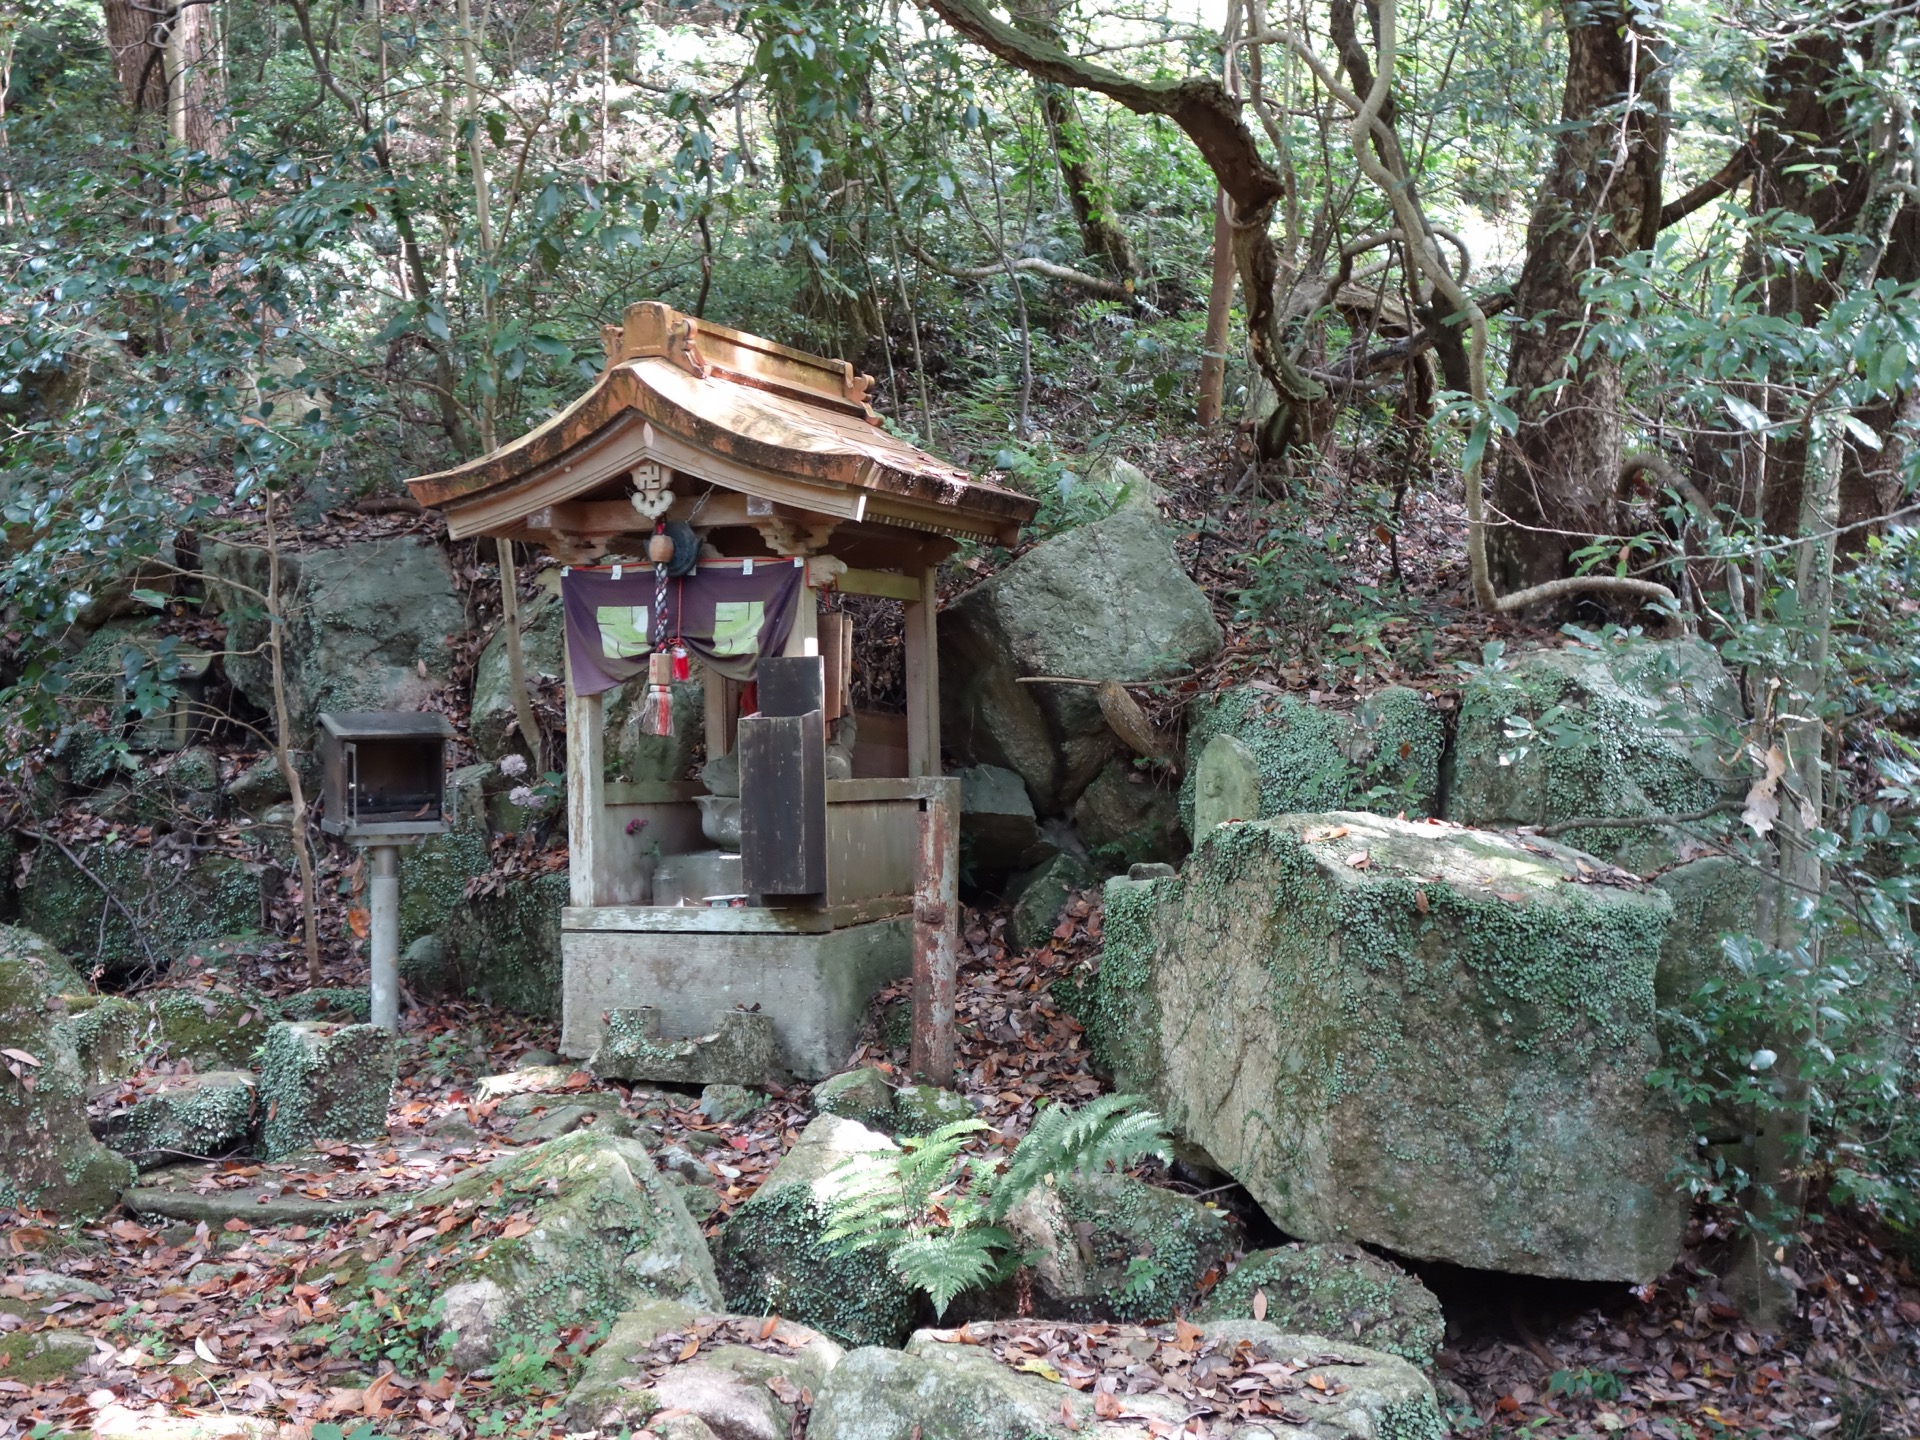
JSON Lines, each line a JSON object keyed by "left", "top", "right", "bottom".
{"left": 702, "top": 664, "right": 734, "bottom": 758}
{"left": 784, "top": 563, "right": 818, "bottom": 658}
{"left": 903, "top": 565, "right": 939, "bottom": 777}
{"left": 564, "top": 628, "right": 605, "bottom": 908}
{"left": 911, "top": 775, "right": 961, "bottom": 1086}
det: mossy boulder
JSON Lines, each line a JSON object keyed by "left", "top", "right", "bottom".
{"left": 202, "top": 535, "right": 465, "bottom": 737}
{"left": 1072, "top": 760, "right": 1185, "bottom": 872}
{"left": 813, "top": 1067, "right": 895, "bottom": 1130}
{"left": 18, "top": 843, "right": 261, "bottom": 977}
{"left": 399, "top": 822, "right": 492, "bottom": 951}
{"left": 257, "top": 1021, "right": 396, "bottom": 1160}
{"left": 1178, "top": 685, "right": 1444, "bottom": 834}
{"left": 1196, "top": 1242, "right": 1445, "bottom": 1369}
{"left": 0, "top": 1328, "right": 95, "bottom": 1383}
{"left": 342, "top": 1131, "right": 721, "bottom": 1371}
{"left": 148, "top": 989, "right": 274, "bottom": 1069}
{"left": 224, "top": 755, "right": 291, "bottom": 817}
{"left": 2, "top": 924, "right": 87, "bottom": 995}
{"left": 889, "top": 1083, "right": 974, "bottom": 1138}
{"left": 1008, "top": 850, "right": 1098, "bottom": 951}
{"left": 1652, "top": 855, "right": 1765, "bottom": 1012}
{"left": 56, "top": 995, "right": 146, "bottom": 1083}
{"left": 940, "top": 508, "right": 1224, "bottom": 815}
{"left": 714, "top": 1115, "right": 920, "bottom": 1348}
{"left": 0, "top": 942, "right": 134, "bottom": 1218}
{"left": 999, "top": 1173, "right": 1242, "bottom": 1322}
{"left": 1444, "top": 636, "right": 1744, "bottom": 870}
{"left": 562, "top": 1296, "right": 842, "bottom": 1436}
{"left": 95, "top": 1070, "right": 258, "bottom": 1170}
{"left": 1087, "top": 811, "right": 1687, "bottom": 1281}
{"left": 809, "top": 1322, "right": 1443, "bottom": 1440}
{"left": 442, "top": 867, "right": 568, "bottom": 1017}
{"left": 956, "top": 764, "right": 1048, "bottom": 883}
{"left": 470, "top": 582, "right": 567, "bottom": 763}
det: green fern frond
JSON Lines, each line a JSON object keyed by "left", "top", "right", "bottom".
{"left": 985, "top": 1094, "right": 1172, "bottom": 1220}
{"left": 889, "top": 1226, "right": 1017, "bottom": 1316}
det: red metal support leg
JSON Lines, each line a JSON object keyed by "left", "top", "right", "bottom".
{"left": 911, "top": 777, "right": 961, "bottom": 1087}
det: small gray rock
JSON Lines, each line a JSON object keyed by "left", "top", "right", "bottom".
{"left": 811, "top": 1067, "right": 894, "bottom": 1131}
{"left": 698, "top": 1083, "right": 762, "bottom": 1125}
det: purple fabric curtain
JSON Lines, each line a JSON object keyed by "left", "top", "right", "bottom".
{"left": 561, "top": 557, "right": 806, "bottom": 694}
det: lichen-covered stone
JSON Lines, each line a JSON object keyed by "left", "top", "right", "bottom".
{"left": 148, "top": 989, "right": 273, "bottom": 1069}
{"left": 714, "top": 1115, "right": 919, "bottom": 1348}
{"left": 813, "top": 1067, "right": 895, "bottom": 1130}
{"left": 1178, "top": 686, "right": 1444, "bottom": 834}
{"left": 1652, "top": 855, "right": 1765, "bottom": 1012}
{"left": 940, "top": 508, "right": 1224, "bottom": 815}
{"left": 399, "top": 822, "right": 491, "bottom": 952}
{"left": 889, "top": 1083, "right": 974, "bottom": 1138}
{"left": 2, "top": 925, "right": 86, "bottom": 995}
{"left": 95, "top": 1070, "right": 257, "bottom": 1170}
{"left": 1196, "top": 1242, "right": 1445, "bottom": 1369}
{"left": 809, "top": 1322, "right": 1443, "bottom": 1440}
{"left": 443, "top": 866, "right": 568, "bottom": 1017}
{"left": 274, "top": 987, "right": 371, "bottom": 1024}
{"left": 202, "top": 535, "right": 465, "bottom": 737}
{"left": 0, "top": 943, "right": 134, "bottom": 1218}
{"left": 999, "top": 1173, "right": 1241, "bottom": 1322}
{"left": 224, "top": 755, "right": 291, "bottom": 816}
{"left": 0, "top": 1328, "right": 95, "bottom": 1383}
{"left": 698, "top": 1083, "right": 762, "bottom": 1125}
{"left": 337, "top": 1131, "right": 720, "bottom": 1371}
{"left": 1072, "top": 760, "right": 1185, "bottom": 872}
{"left": 1008, "top": 851, "right": 1098, "bottom": 952}
{"left": 257, "top": 1021, "right": 396, "bottom": 1160}
{"left": 1445, "top": 636, "right": 1744, "bottom": 870}
{"left": 591, "top": 1006, "right": 777, "bottom": 1086}
{"left": 18, "top": 844, "right": 261, "bottom": 977}
{"left": 1191, "top": 733, "right": 1261, "bottom": 836}
{"left": 56, "top": 995, "right": 146, "bottom": 1084}
{"left": 1087, "top": 812, "right": 1687, "bottom": 1281}
{"left": 562, "top": 1296, "right": 843, "bottom": 1436}
{"left": 470, "top": 583, "right": 566, "bottom": 763}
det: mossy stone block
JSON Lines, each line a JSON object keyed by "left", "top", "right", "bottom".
{"left": 1178, "top": 686, "right": 1444, "bottom": 834}
{"left": 812, "top": 1067, "right": 894, "bottom": 1130}
{"left": 1196, "top": 1241, "right": 1445, "bottom": 1369}
{"left": 149, "top": 989, "right": 272, "bottom": 1069}
{"left": 1002, "top": 1172, "right": 1242, "bottom": 1322}
{"left": 1008, "top": 850, "right": 1098, "bottom": 952}
{"left": 698, "top": 1083, "right": 762, "bottom": 1125}
{"left": 56, "top": 994, "right": 146, "bottom": 1084}
{"left": 714, "top": 1115, "right": 919, "bottom": 1348}
{"left": 333, "top": 1131, "right": 719, "bottom": 1371}
{"left": 1089, "top": 811, "right": 1687, "bottom": 1282}
{"left": 19, "top": 845, "right": 261, "bottom": 977}
{"left": 1445, "top": 637, "right": 1744, "bottom": 870}
{"left": 589, "top": 1006, "right": 776, "bottom": 1086}
{"left": 96, "top": 1070, "right": 258, "bottom": 1170}
{"left": 889, "top": 1083, "right": 974, "bottom": 1138}
{"left": 0, "top": 1328, "right": 95, "bottom": 1383}
{"left": 257, "top": 1021, "right": 396, "bottom": 1160}
{"left": 2, "top": 925, "right": 86, "bottom": 995}
{"left": 0, "top": 943, "right": 134, "bottom": 1218}
{"left": 1072, "top": 759, "right": 1186, "bottom": 872}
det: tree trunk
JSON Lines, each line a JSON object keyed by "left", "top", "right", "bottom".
{"left": 1197, "top": 188, "right": 1235, "bottom": 425}
{"left": 1007, "top": 0, "right": 1138, "bottom": 281}
{"left": 1489, "top": 0, "right": 1667, "bottom": 596}
{"left": 103, "top": 0, "right": 227, "bottom": 153}
{"left": 914, "top": 0, "right": 1322, "bottom": 458}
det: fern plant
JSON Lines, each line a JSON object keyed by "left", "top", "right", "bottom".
{"left": 822, "top": 1095, "right": 1173, "bottom": 1317}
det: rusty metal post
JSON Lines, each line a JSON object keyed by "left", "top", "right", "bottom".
{"left": 911, "top": 777, "right": 961, "bottom": 1086}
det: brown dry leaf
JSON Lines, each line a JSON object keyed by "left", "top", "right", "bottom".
{"left": 498, "top": 1217, "right": 534, "bottom": 1240}
{"left": 346, "top": 909, "right": 371, "bottom": 940}
{"left": 1344, "top": 851, "right": 1370, "bottom": 869}
{"left": 1251, "top": 1288, "right": 1268, "bottom": 1321}
{"left": 1306, "top": 1373, "right": 1329, "bottom": 1391}
{"left": 363, "top": 1371, "right": 396, "bottom": 1416}
{"left": 1743, "top": 744, "right": 1787, "bottom": 837}
{"left": 1413, "top": 888, "right": 1429, "bottom": 915}
{"left": 676, "top": 1336, "right": 702, "bottom": 1363}
{"left": 759, "top": 1314, "right": 780, "bottom": 1340}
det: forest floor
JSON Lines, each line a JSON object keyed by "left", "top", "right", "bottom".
{"left": 5, "top": 890, "right": 1918, "bottom": 1439}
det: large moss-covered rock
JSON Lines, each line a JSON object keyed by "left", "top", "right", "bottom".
{"left": 94, "top": 1070, "right": 257, "bottom": 1170}
{"left": 203, "top": 535, "right": 465, "bottom": 736}
{"left": 19, "top": 844, "right": 261, "bottom": 976}
{"left": 2, "top": 924, "right": 86, "bottom": 995}
{"left": 257, "top": 1021, "right": 396, "bottom": 1159}
{"left": 1087, "top": 812, "right": 1687, "bottom": 1281}
{"left": 470, "top": 582, "right": 567, "bottom": 763}
{"left": 940, "top": 508, "right": 1223, "bottom": 815}
{"left": 1445, "top": 636, "right": 1744, "bottom": 870}
{"left": 1178, "top": 686, "right": 1444, "bottom": 834}
{"left": 812, "top": 1066, "right": 895, "bottom": 1131}
{"left": 1072, "top": 760, "right": 1185, "bottom": 872}
{"left": 0, "top": 942, "right": 134, "bottom": 1218}
{"left": 442, "top": 868, "right": 567, "bottom": 1017}
{"left": 1008, "top": 851, "right": 1097, "bottom": 951}
{"left": 999, "top": 1173, "right": 1241, "bottom": 1322}
{"left": 1652, "top": 855, "right": 1765, "bottom": 1011}
{"left": 148, "top": 989, "right": 274, "bottom": 1069}
{"left": 809, "top": 1321, "right": 1443, "bottom": 1440}
{"left": 562, "top": 1296, "right": 842, "bottom": 1436}
{"left": 337, "top": 1132, "right": 720, "bottom": 1371}
{"left": 57, "top": 995, "right": 146, "bottom": 1083}
{"left": 956, "top": 764, "right": 1048, "bottom": 883}
{"left": 714, "top": 1115, "right": 919, "bottom": 1348}
{"left": 1196, "top": 1242, "right": 1445, "bottom": 1370}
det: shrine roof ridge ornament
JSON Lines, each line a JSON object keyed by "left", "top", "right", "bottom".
{"left": 403, "top": 301, "right": 1037, "bottom": 548}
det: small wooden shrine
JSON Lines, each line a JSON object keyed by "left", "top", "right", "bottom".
{"left": 406, "top": 302, "right": 1036, "bottom": 1078}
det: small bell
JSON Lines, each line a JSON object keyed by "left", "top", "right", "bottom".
{"left": 641, "top": 650, "right": 675, "bottom": 737}
{"left": 648, "top": 528, "right": 676, "bottom": 565}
